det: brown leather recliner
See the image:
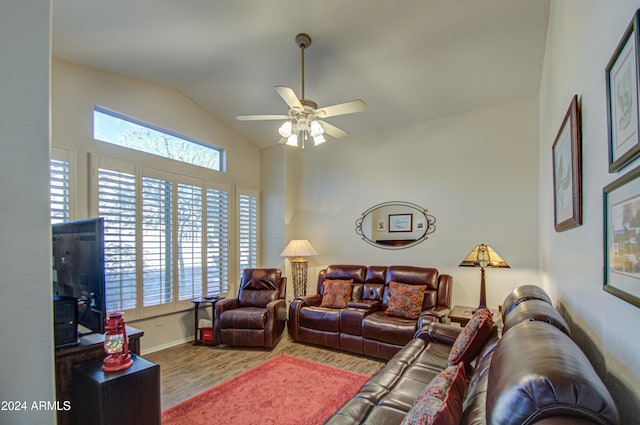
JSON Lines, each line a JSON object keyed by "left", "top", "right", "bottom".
{"left": 214, "top": 268, "right": 287, "bottom": 348}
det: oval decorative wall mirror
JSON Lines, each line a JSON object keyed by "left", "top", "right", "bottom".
{"left": 355, "top": 201, "right": 436, "bottom": 249}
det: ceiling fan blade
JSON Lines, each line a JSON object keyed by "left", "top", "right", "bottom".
{"left": 236, "top": 114, "right": 289, "bottom": 121}
{"left": 275, "top": 86, "right": 303, "bottom": 110}
{"left": 316, "top": 99, "right": 366, "bottom": 118}
{"left": 319, "top": 121, "right": 349, "bottom": 139}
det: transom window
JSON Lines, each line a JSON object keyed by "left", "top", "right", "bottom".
{"left": 93, "top": 106, "right": 224, "bottom": 172}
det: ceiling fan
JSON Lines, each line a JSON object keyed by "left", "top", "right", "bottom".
{"left": 236, "top": 33, "right": 366, "bottom": 148}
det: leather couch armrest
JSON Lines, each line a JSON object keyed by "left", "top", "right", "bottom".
{"left": 347, "top": 299, "right": 380, "bottom": 310}
{"left": 213, "top": 298, "right": 238, "bottom": 345}
{"left": 266, "top": 298, "right": 287, "bottom": 321}
{"left": 414, "top": 321, "right": 461, "bottom": 345}
{"left": 419, "top": 306, "right": 451, "bottom": 323}
{"left": 293, "top": 294, "right": 322, "bottom": 307}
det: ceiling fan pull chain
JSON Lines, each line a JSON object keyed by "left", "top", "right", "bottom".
{"left": 301, "top": 43, "right": 305, "bottom": 100}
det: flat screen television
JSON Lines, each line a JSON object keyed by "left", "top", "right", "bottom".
{"left": 52, "top": 217, "right": 106, "bottom": 334}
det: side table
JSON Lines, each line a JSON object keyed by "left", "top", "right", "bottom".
{"left": 191, "top": 296, "right": 224, "bottom": 345}
{"left": 73, "top": 354, "right": 160, "bottom": 425}
{"left": 448, "top": 305, "right": 498, "bottom": 327}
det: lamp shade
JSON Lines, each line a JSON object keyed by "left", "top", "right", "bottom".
{"left": 459, "top": 244, "right": 510, "bottom": 269}
{"left": 280, "top": 239, "right": 318, "bottom": 258}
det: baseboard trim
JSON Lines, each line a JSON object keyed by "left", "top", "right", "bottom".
{"left": 141, "top": 336, "right": 194, "bottom": 356}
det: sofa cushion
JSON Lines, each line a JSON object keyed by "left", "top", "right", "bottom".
{"left": 362, "top": 311, "right": 417, "bottom": 345}
{"left": 448, "top": 309, "right": 493, "bottom": 366}
{"left": 401, "top": 363, "right": 466, "bottom": 425}
{"left": 299, "top": 306, "right": 341, "bottom": 332}
{"left": 385, "top": 281, "right": 426, "bottom": 319}
{"left": 320, "top": 279, "right": 353, "bottom": 308}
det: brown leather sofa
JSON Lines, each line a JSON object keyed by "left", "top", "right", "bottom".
{"left": 214, "top": 268, "right": 287, "bottom": 348}
{"left": 288, "top": 265, "right": 452, "bottom": 360}
{"left": 324, "top": 285, "right": 619, "bottom": 425}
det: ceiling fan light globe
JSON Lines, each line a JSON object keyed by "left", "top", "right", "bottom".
{"left": 313, "top": 135, "right": 326, "bottom": 146}
{"left": 286, "top": 134, "right": 299, "bottom": 147}
{"left": 278, "top": 121, "right": 293, "bottom": 137}
{"left": 310, "top": 120, "right": 324, "bottom": 137}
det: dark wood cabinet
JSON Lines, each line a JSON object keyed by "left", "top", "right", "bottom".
{"left": 73, "top": 354, "right": 160, "bottom": 425}
{"left": 55, "top": 326, "right": 143, "bottom": 425}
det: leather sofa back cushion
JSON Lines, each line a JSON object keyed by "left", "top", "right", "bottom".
{"left": 238, "top": 268, "right": 281, "bottom": 307}
{"left": 448, "top": 309, "right": 493, "bottom": 366}
{"left": 363, "top": 283, "right": 384, "bottom": 301}
{"left": 386, "top": 266, "right": 438, "bottom": 290}
{"left": 324, "top": 265, "right": 367, "bottom": 282}
{"left": 320, "top": 279, "right": 353, "bottom": 309}
{"left": 501, "top": 284, "right": 552, "bottom": 321}
{"left": 487, "top": 321, "right": 619, "bottom": 425}
{"left": 385, "top": 281, "right": 426, "bottom": 319}
{"left": 402, "top": 363, "right": 466, "bottom": 425}
{"left": 503, "top": 299, "right": 571, "bottom": 336}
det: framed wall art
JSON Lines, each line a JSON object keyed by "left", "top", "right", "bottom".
{"left": 603, "top": 164, "right": 640, "bottom": 308}
{"left": 552, "top": 95, "right": 582, "bottom": 232}
{"left": 388, "top": 213, "right": 412, "bottom": 232}
{"left": 606, "top": 9, "right": 640, "bottom": 172}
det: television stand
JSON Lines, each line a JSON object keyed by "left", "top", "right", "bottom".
{"left": 54, "top": 326, "right": 143, "bottom": 425}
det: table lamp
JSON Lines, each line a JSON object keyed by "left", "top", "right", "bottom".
{"left": 459, "top": 244, "right": 510, "bottom": 311}
{"left": 280, "top": 239, "right": 318, "bottom": 298}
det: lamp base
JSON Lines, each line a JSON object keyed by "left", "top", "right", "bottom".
{"left": 291, "top": 257, "right": 309, "bottom": 298}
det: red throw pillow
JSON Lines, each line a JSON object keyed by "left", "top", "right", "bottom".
{"left": 401, "top": 363, "right": 466, "bottom": 425}
{"left": 320, "top": 279, "right": 353, "bottom": 308}
{"left": 448, "top": 308, "right": 493, "bottom": 365}
{"left": 385, "top": 281, "right": 427, "bottom": 319}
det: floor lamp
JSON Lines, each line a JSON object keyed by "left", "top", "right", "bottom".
{"left": 280, "top": 240, "right": 318, "bottom": 298}
{"left": 459, "top": 243, "right": 510, "bottom": 311}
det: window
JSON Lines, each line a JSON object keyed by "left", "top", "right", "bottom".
{"left": 92, "top": 155, "right": 229, "bottom": 318}
{"left": 93, "top": 106, "right": 224, "bottom": 172}
{"left": 238, "top": 190, "right": 258, "bottom": 275}
{"left": 98, "top": 167, "right": 137, "bottom": 313}
{"left": 50, "top": 147, "right": 73, "bottom": 224}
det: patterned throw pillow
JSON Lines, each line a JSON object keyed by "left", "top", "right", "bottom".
{"left": 448, "top": 308, "right": 493, "bottom": 366}
{"left": 385, "top": 281, "right": 427, "bottom": 319}
{"left": 401, "top": 363, "right": 466, "bottom": 425}
{"left": 320, "top": 279, "right": 353, "bottom": 308}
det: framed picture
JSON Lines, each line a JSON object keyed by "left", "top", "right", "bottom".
{"left": 606, "top": 9, "right": 640, "bottom": 172}
{"left": 552, "top": 95, "right": 582, "bottom": 232}
{"left": 388, "top": 213, "right": 412, "bottom": 232}
{"left": 603, "top": 165, "right": 640, "bottom": 308}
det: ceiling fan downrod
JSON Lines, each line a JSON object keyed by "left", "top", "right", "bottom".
{"left": 295, "top": 33, "right": 311, "bottom": 102}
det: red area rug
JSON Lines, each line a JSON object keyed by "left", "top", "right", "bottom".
{"left": 161, "top": 353, "right": 370, "bottom": 425}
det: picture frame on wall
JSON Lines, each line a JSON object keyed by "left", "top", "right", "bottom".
{"left": 552, "top": 95, "right": 582, "bottom": 232}
{"left": 606, "top": 9, "right": 640, "bottom": 172}
{"left": 603, "top": 165, "right": 640, "bottom": 308}
{"left": 388, "top": 213, "right": 412, "bottom": 232}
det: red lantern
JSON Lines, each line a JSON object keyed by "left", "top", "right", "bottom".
{"left": 102, "top": 312, "right": 133, "bottom": 372}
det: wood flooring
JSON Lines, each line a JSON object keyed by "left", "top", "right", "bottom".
{"left": 144, "top": 330, "right": 386, "bottom": 410}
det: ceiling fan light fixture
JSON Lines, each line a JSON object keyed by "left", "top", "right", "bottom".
{"left": 310, "top": 120, "right": 324, "bottom": 137}
{"left": 286, "top": 134, "right": 299, "bottom": 147}
{"left": 278, "top": 120, "right": 293, "bottom": 137}
{"left": 313, "top": 135, "right": 326, "bottom": 146}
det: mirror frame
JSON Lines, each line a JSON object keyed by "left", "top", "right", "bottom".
{"left": 355, "top": 201, "right": 436, "bottom": 249}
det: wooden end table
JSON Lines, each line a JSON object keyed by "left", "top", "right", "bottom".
{"left": 448, "top": 305, "right": 498, "bottom": 327}
{"left": 191, "top": 297, "right": 224, "bottom": 345}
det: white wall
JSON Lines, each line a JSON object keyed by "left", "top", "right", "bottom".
{"left": 52, "top": 60, "right": 262, "bottom": 353}
{"left": 0, "top": 1, "right": 55, "bottom": 424}
{"left": 539, "top": 1, "right": 640, "bottom": 420}
{"left": 267, "top": 98, "right": 541, "bottom": 309}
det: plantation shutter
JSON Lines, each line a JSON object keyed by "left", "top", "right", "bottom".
{"left": 239, "top": 193, "right": 258, "bottom": 274}
{"left": 98, "top": 168, "right": 137, "bottom": 312}
{"left": 206, "top": 188, "right": 228, "bottom": 295}
{"left": 50, "top": 158, "right": 70, "bottom": 224}
{"left": 177, "top": 183, "right": 203, "bottom": 301}
{"left": 142, "top": 176, "right": 173, "bottom": 307}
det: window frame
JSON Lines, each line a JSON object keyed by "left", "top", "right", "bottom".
{"left": 90, "top": 154, "right": 231, "bottom": 320}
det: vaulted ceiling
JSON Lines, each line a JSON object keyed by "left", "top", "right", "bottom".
{"left": 53, "top": 0, "right": 550, "bottom": 148}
